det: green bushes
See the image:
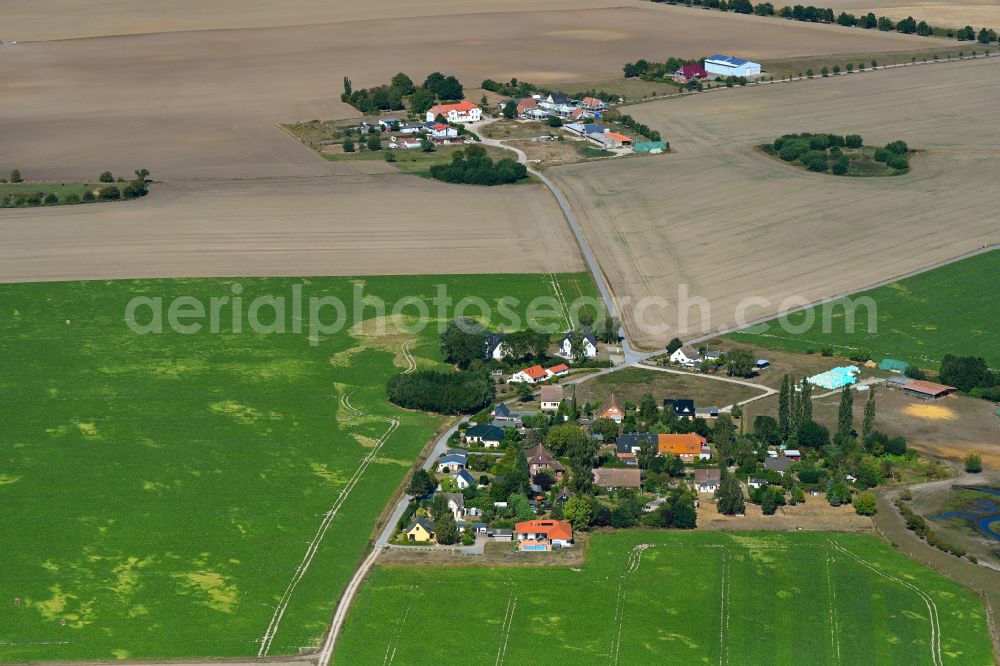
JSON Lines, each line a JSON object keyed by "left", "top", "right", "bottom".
{"left": 429, "top": 145, "right": 528, "bottom": 186}
{"left": 765, "top": 132, "right": 911, "bottom": 176}
{"left": 386, "top": 369, "right": 494, "bottom": 414}
{"left": 887, "top": 154, "right": 909, "bottom": 170}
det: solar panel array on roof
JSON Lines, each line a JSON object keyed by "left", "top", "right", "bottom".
{"left": 707, "top": 54, "right": 749, "bottom": 66}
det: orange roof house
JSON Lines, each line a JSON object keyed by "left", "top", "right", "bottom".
{"left": 605, "top": 132, "right": 632, "bottom": 146}
{"left": 657, "top": 433, "right": 710, "bottom": 461}
{"left": 515, "top": 519, "right": 574, "bottom": 545}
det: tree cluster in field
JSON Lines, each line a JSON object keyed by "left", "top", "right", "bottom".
{"left": 429, "top": 145, "right": 527, "bottom": 186}
{"left": 709, "top": 376, "right": 927, "bottom": 517}
{"left": 622, "top": 56, "right": 701, "bottom": 79}
{"left": 386, "top": 369, "right": 494, "bottom": 414}
{"left": 764, "top": 133, "right": 910, "bottom": 174}
{"left": 341, "top": 71, "right": 463, "bottom": 114}
{"left": 604, "top": 112, "right": 663, "bottom": 143}
{"left": 1, "top": 168, "right": 150, "bottom": 208}
{"left": 647, "top": 0, "right": 999, "bottom": 44}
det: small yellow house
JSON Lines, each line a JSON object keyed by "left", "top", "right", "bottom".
{"left": 403, "top": 517, "right": 436, "bottom": 543}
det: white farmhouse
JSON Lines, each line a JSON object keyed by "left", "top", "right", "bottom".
{"left": 669, "top": 346, "right": 702, "bottom": 366}
{"left": 426, "top": 101, "right": 482, "bottom": 123}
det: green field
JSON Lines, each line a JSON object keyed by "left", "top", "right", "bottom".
{"left": 336, "top": 531, "right": 994, "bottom": 665}
{"left": 0, "top": 273, "right": 597, "bottom": 662}
{"left": 728, "top": 249, "right": 1000, "bottom": 369}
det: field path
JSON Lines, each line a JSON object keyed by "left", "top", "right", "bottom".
{"left": 610, "top": 544, "right": 655, "bottom": 664}
{"left": 257, "top": 388, "right": 399, "bottom": 656}
{"left": 828, "top": 539, "right": 942, "bottom": 666}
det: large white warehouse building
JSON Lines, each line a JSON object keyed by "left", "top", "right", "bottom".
{"left": 704, "top": 54, "right": 761, "bottom": 77}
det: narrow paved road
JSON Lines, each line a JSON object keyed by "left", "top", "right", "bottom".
{"left": 479, "top": 130, "right": 642, "bottom": 364}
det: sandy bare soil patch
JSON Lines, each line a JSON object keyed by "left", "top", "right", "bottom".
{"left": 698, "top": 493, "right": 874, "bottom": 530}
{"left": 553, "top": 57, "right": 1000, "bottom": 350}
{"left": 0, "top": 5, "right": 950, "bottom": 180}
{"left": 0, "top": 176, "right": 583, "bottom": 282}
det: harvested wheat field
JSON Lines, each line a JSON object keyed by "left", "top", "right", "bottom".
{"left": 0, "top": 176, "right": 583, "bottom": 282}
{"left": 0, "top": 3, "right": 949, "bottom": 180}
{"left": 822, "top": 0, "right": 1000, "bottom": 29}
{"left": 554, "top": 57, "right": 1000, "bottom": 350}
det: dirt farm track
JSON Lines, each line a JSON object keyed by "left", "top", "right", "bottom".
{"left": 554, "top": 56, "right": 1000, "bottom": 348}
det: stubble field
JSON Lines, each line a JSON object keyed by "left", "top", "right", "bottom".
{"left": 335, "top": 531, "right": 995, "bottom": 665}
{"left": 0, "top": 175, "right": 584, "bottom": 283}
{"left": 0, "top": 273, "right": 596, "bottom": 662}
{"left": 554, "top": 57, "right": 1000, "bottom": 350}
{"left": 0, "top": 3, "right": 948, "bottom": 180}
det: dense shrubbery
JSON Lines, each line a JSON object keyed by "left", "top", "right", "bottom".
{"left": 607, "top": 112, "right": 662, "bottom": 142}
{"left": 341, "top": 71, "right": 462, "bottom": 114}
{"left": 429, "top": 145, "right": 528, "bottom": 186}
{"left": 765, "top": 133, "right": 910, "bottom": 175}
{"left": 1, "top": 168, "right": 149, "bottom": 208}
{"left": 387, "top": 369, "right": 494, "bottom": 414}
{"left": 623, "top": 56, "right": 700, "bottom": 79}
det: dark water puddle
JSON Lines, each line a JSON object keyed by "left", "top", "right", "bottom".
{"left": 930, "top": 486, "right": 1000, "bottom": 541}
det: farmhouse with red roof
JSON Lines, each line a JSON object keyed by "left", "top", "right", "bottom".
{"left": 426, "top": 100, "right": 482, "bottom": 123}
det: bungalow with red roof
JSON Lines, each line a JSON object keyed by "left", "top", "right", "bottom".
{"left": 423, "top": 122, "right": 458, "bottom": 138}
{"left": 546, "top": 363, "right": 570, "bottom": 378}
{"left": 581, "top": 96, "right": 606, "bottom": 111}
{"left": 426, "top": 101, "right": 482, "bottom": 123}
{"left": 510, "top": 364, "right": 548, "bottom": 384}
{"left": 517, "top": 98, "right": 538, "bottom": 115}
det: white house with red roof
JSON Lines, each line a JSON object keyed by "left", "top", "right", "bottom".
{"left": 426, "top": 101, "right": 482, "bottom": 123}
{"left": 423, "top": 122, "right": 458, "bottom": 138}
{"left": 510, "top": 364, "right": 548, "bottom": 384}
{"left": 595, "top": 394, "right": 624, "bottom": 424}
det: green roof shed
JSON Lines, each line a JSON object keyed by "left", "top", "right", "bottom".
{"left": 879, "top": 358, "right": 909, "bottom": 373}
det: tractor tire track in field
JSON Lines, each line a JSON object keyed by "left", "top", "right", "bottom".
{"left": 383, "top": 584, "right": 418, "bottom": 665}
{"left": 610, "top": 544, "right": 654, "bottom": 664}
{"left": 719, "top": 550, "right": 729, "bottom": 666}
{"left": 828, "top": 540, "right": 942, "bottom": 666}
{"left": 495, "top": 593, "right": 518, "bottom": 666}
{"left": 548, "top": 273, "right": 572, "bottom": 331}
{"left": 826, "top": 554, "right": 841, "bottom": 663}
{"left": 400, "top": 339, "right": 416, "bottom": 375}
{"left": 257, "top": 387, "right": 400, "bottom": 656}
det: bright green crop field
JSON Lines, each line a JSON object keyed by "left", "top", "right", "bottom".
{"left": 0, "top": 273, "right": 597, "bottom": 662}
{"left": 728, "top": 249, "right": 1000, "bottom": 369}
{"left": 336, "top": 531, "right": 995, "bottom": 665}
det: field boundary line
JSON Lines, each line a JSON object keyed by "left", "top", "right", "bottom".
{"left": 258, "top": 388, "right": 399, "bottom": 656}
{"left": 829, "top": 539, "right": 942, "bottom": 666}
